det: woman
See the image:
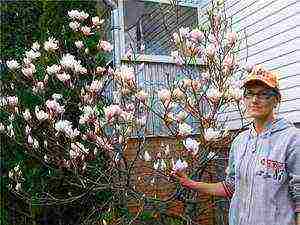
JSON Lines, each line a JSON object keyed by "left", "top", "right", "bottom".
{"left": 175, "top": 65, "right": 300, "bottom": 225}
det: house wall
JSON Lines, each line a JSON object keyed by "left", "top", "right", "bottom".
{"left": 217, "top": 0, "right": 300, "bottom": 129}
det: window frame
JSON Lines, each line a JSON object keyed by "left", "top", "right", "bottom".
{"left": 117, "top": 0, "right": 204, "bottom": 64}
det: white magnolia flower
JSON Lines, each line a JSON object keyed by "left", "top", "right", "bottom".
{"left": 31, "top": 42, "right": 40, "bottom": 51}
{"left": 25, "top": 49, "right": 41, "bottom": 60}
{"left": 206, "top": 87, "right": 222, "bottom": 102}
{"left": 35, "top": 106, "right": 49, "bottom": 121}
{"left": 15, "top": 182, "right": 21, "bottom": 191}
{"left": 23, "top": 109, "right": 31, "bottom": 121}
{"left": 60, "top": 53, "right": 78, "bottom": 69}
{"left": 74, "top": 63, "right": 87, "bottom": 74}
{"left": 172, "top": 159, "right": 188, "bottom": 172}
{"left": 204, "top": 128, "right": 221, "bottom": 141}
{"left": 183, "top": 138, "right": 199, "bottom": 155}
{"left": 54, "top": 120, "right": 72, "bottom": 132}
{"left": 78, "top": 11, "right": 89, "bottom": 20}
{"left": 56, "top": 72, "right": 71, "bottom": 82}
{"left": 52, "top": 93, "right": 63, "bottom": 101}
{"left": 153, "top": 161, "right": 159, "bottom": 170}
{"left": 0, "top": 123, "right": 5, "bottom": 132}
{"left": 46, "top": 64, "right": 61, "bottom": 74}
{"left": 7, "top": 124, "right": 14, "bottom": 138}
{"left": 25, "top": 125, "right": 31, "bottom": 135}
{"left": 44, "top": 140, "right": 48, "bottom": 148}
{"left": 178, "top": 123, "right": 192, "bottom": 136}
{"left": 179, "top": 27, "right": 190, "bottom": 38}
{"left": 6, "top": 60, "right": 19, "bottom": 70}
{"left": 68, "top": 10, "right": 81, "bottom": 19}
{"left": 160, "top": 159, "right": 167, "bottom": 170}
{"left": 144, "top": 151, "right": 151, "bottom": 161}
{"left": 8, "top": 170, "right": 14, "bottom": 178}
{"left": 69, "top": 21, "right": 80, "bottom": 31}
{"left": 0, "top": 97, "right": 7, "bottom": 107}
{"left": 44, "top": 37, "right": 59, "bottom": 52}
{"left": 75, "top": 40, "right": 84, "bottom": 49}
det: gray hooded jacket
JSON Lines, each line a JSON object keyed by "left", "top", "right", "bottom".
{"left": 223, "top": 117, "right": 300, "bottom": 225}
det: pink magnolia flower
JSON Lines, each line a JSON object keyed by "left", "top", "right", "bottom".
{"left": 190, "top": 29, "right": 204, "bottom": 42}
{"left": 104, "top": 104, "right": 122, "bottom": 122}
{"left": 172, "top": 159, "right": 188, "bottom": 173}
{"left": 183, "top": 138, "right": 199, "bottom": 155}
{"left": 223, "top": 54, "right": 235, "bottom": 72}
{"left": 99, "top": 41, "right": 113, "bottom": 52}
{"left": 21, "top": 63, "right": 36, "bottom": 78}
{"left": 158, "top": 89, "right": 171, "bottom": 103}
{"left": 118, "top": 65, "right": 135, "bottom": 84}
{"left": 81, "top": 26, "right": 92, "bottom": 36}
{"left": 206, "top": 44, "right": 216, "bottom": 57}
{"left": 7, "top": 96, "right": 18, "bottom": 106}
{"left": 136, "top": 90, "right": 148, "bottom": 102}
{"left": 92, "top": 16, "right": 104, "bottom": 26}
{"left": 227, "top": 32, "right": 237, "bottom": 46}
{"left": 96, "top": 66, "right": 106, "bottom": 75}
{"left": 46, "top": 99, "right": 65, "bottom": 114}
{"left": 172, "top": 32, "right": 181, "bottom": 44}
{"left": 56, "top": 72, "right": 71, "bottom": 82}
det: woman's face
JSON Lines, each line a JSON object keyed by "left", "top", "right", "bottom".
{"left": 243, "top": 83, "right": 279, "bottom": 120}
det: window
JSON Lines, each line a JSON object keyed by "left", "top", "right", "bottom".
{"left": 121, "top": 0, "right": 204, "bottom": 62}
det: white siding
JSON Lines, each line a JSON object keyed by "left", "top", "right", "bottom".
{"left": 222, "top": 0, "right": 300, "bottom": 129}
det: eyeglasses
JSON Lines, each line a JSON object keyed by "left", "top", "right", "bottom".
{"left": 243, "top": 89, "right": 278, "bottom": 101}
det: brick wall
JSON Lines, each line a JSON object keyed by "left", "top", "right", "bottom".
{"left": 124, "top": 136, "right": 231, "bottom": 225}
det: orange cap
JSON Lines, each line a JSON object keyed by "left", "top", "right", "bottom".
{"left": 243, "top": 65, "right": 279, "bottom": 89}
